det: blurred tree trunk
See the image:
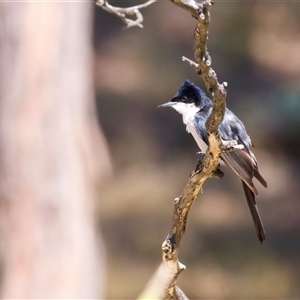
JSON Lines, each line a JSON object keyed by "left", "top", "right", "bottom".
{"left": 0, "top": 2, "right": 111, "bottom": 298}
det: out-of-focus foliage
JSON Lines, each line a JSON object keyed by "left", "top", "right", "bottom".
{"left": 94, "top": 1, "right": 300, "bottom": 298}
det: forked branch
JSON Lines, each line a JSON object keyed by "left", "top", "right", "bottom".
{"left": 95, "top": 0, "right": 157, "bottom": 28}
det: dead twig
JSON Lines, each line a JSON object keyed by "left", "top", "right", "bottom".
{"left": 95, "top": 0, "right": 157, "bottom": 28}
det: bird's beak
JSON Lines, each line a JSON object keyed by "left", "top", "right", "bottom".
{"left": 158, "top": 101, "right": 177, "bottom": 108}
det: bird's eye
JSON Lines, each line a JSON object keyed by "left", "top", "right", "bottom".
{"left": 182, "top": 96, "right": 188, "bottom": 102}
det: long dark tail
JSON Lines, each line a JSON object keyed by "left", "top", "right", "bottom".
{"left": 241, "top": 181, "right": 266, "bottom": 243}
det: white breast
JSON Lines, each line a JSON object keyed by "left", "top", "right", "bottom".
{"left": 186, "top": 121, "right": 208, "bottom": 152}
{"left": 171, "top": 102, "right": 208, "bottom": 152}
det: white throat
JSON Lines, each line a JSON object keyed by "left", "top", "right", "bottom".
{"left": 172, "top": 102, "right": 199, "bottom": 125}
{"left": 172, "top": 102, "right": 208, "bottom": 152}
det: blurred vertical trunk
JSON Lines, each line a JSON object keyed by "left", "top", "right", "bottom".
{"left": 0, "top": 2, "right": 111, "bottom": 298}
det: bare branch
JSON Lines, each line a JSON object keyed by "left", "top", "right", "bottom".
{"left": 96, "top": 0, "right": 229, "bottom": 298}
{"left": 161, "top": 0, "right": 228, "bottom": 298}
{"left": 95, "top": 0, "right": 157, "bottom": 28}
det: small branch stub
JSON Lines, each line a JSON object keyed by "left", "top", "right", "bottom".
{"left": 182, "top": 56, "right": 198, "bottom": 71}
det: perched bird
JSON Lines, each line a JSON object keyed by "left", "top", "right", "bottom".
{"left": 159, "top": 79, "right": 267, "bottom": 243}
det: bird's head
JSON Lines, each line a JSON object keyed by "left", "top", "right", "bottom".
{"left": 158, "top": 79, "right": 207, "bottom": 115}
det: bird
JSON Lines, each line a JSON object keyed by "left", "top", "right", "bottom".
{"left": 159, "top": 79, "right": 267, "bottom": 243}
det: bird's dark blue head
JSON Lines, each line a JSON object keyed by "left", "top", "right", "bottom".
{"left": 171, "top": 79, "right": 205, "bottom": 106}
{"left": 159, "top": 80, "right": 210, "bottom": 115}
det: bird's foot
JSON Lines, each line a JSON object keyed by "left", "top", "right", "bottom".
{"left": 221, "top": 139, "right": 244, "bottom": 152}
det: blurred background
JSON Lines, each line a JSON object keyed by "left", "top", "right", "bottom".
{"left": 95, "top": 0, "right": 300, "bottom": 299}
{"left": 0, "top": 0, "right": 299, "bottom": 299}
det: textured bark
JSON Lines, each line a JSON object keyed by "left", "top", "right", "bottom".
{"left": 0, "top": 2, "right": 111, "bottom": 298}
{"left": 162, "top": 1, "right": 227, "bottom": 299}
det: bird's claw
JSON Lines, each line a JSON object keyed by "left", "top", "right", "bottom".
{"left": 221, "top": 140, "right": 244, "bottom": 152}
